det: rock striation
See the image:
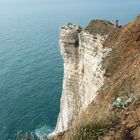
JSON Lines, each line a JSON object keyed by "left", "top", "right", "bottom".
{"left": 55, "top": 21, "right": 118, "bottom": 134}
{"left": 52, "top": 16, "right": 140, "bottom": 140}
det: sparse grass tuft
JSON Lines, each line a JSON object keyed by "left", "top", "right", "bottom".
{"left": 112, "top": 77, "right": 132, "bottom": 100}
{"left": 108, "top": 115, "right": 120, "bottom": 127}
{"left": 103, "top": 47, "right": 122, "bottom": 78}
{"left": 71, "top": 115, "right": 120, "bottom": 140}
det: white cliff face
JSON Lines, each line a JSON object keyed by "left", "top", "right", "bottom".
{"left": 78, "top": 31, "right": 111, "bottom": 110}
{"left": 55, "top": 23, "right": 111, "bottom": 134}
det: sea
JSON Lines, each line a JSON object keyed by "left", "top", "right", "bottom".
{"left": 0, "top": 0, "right": 139, "bottom": 139}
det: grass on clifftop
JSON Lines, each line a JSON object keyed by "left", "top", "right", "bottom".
{"left": 85, "top": 20, "right": 118, "bottom": 36}
{"left": 70, "top": 115, "right": 120, "bottom": 140}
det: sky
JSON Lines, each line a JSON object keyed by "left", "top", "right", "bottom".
{"left": 0, "top": 0, "right": 139, "bottom": 6}
{"left": 0, "top": 0, "right": 139, "bottom": 8}
{"left": 0, "top": 0, "right": 139, "bottom": 24}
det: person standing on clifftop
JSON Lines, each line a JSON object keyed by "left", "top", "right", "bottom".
{"left": 114, "top": 20, "right": 119, "bottom": 28}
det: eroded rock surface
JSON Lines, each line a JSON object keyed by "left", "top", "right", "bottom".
{"left": 53, "top": 15, "right": 140, "bottom": 140}
{"left": 55, "top": 21, "right": 118, "bottom": 134}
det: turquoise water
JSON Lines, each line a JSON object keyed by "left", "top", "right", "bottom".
{"left": 0, "top": 15, "right": 63, "bottom": 139}
{"left": 0, "top": 1, "right": 139, "bottom": 139}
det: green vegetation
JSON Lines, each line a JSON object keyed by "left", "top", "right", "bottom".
{"left": 85, "top": 20, "right": 114, "bottom": 35}
{"left": 109, "top": 115, "right": 120, "bottom": 127}
{"left": 71, "top": 115, "right": 120, "bottom": 140}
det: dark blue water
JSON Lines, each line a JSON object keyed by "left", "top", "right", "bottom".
{"left": 0, "top": 1, "right": 139, "bottom": 139}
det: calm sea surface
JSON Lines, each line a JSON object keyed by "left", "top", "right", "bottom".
{"left": 0, "top": 1, "right": 139, "bottom": 139}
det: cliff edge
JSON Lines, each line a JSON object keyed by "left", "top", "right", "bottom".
{"left": 53, "top": 15, "right": 140, "bottom": 140}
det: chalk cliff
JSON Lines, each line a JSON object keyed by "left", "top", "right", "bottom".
{"left": 55, "top": 21, "right": 117, "bottom": 133}
{"left": 53, "top": 15, "right": 140, "bottom": 140}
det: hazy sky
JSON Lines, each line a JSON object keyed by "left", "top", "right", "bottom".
{"left": 1, "top": 0, "right": 139, "bottom": 14}
{"left": 0, "top": 0, "right": 139, "bottom": 24}
{"left": 0, "top": 0, "right": 140, "bottom": 7}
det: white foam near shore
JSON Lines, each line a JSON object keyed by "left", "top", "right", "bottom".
{"left": 47, "top": 131, "right": 56, "bottom": 139}
{"left": 34, "top": 125, "right": 54, "bottom": 140}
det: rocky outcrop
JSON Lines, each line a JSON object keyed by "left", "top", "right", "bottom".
{"left": 55, "top": 21, "right": 118, "bottom": 134}
{"left": 53, "top": 15, "right": 140, "bottom": 140}
{"left": 55, "top": 23, "right": 81, "bottom": 133}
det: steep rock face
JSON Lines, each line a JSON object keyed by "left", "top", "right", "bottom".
{"left": 55, "top": 21, "right": 117, "bottom": 134}
{"left": 55, "top": 24, "right": 81, "bottom": 133}
{"left": 53, "top": 16, "right": 140, "bottom": 140}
